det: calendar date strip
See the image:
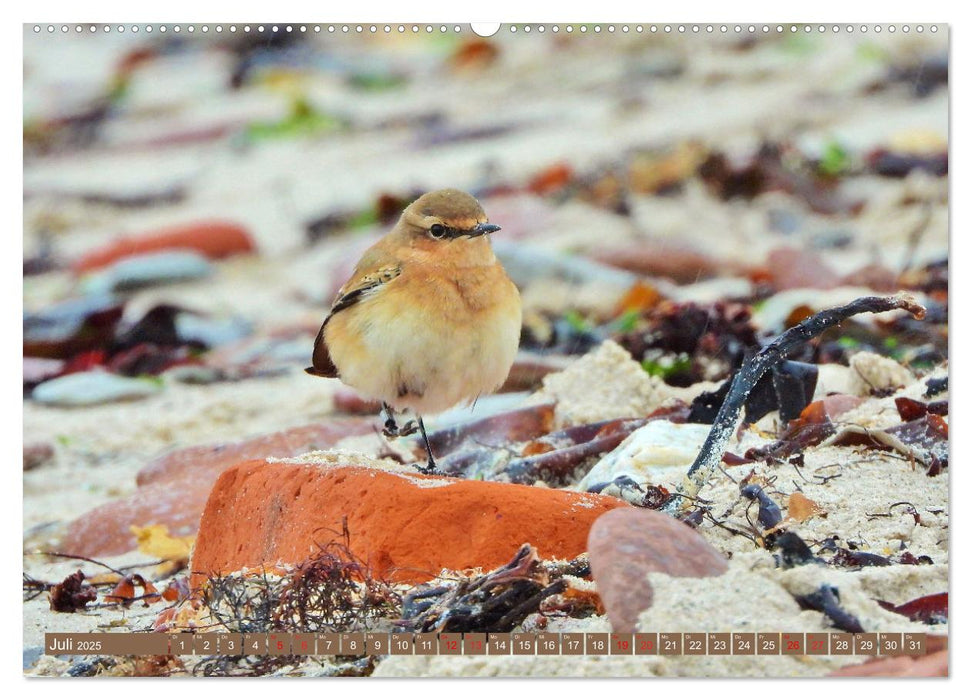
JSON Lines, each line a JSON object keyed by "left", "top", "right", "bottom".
{"left": 46, "top": 631, "right": 927, "bottom": 657}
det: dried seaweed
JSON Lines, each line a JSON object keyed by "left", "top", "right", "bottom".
{"left": 504, "top": 418, "right": 647, "bottom": 485}
{"left": 826, "top": 547, "right": 893, "bottom": 569}
{"left": 796, "top": 584, "right": 865, "bottom": 633}
{"left": 689, "top": 360, "right": 817, "bottom": 424}
{"left": 23, "top": 573, "right": 50, "bottom": 602}
{"left": 202, "top": 527, "right": 398, "bottom": 634}
{"left": 617, "top": 300, "right": 758, "bottom": 387}
{"left": 740, "top": 483, "right": 784, "bottom": 533}
{"left": 662, "top": 294, "right": 925, "bottom": 514}
{"left": 191, "top": 654, "right": 364, "bottom": 678}
{"left": 67, "top": 657, "right": 118, "bottom": 677}
{"left": 698, "top": 142, "right": 859, "bottom": 215}
{"left": 104, "top": 573, "right": 162, "bottom": 607}
{"left": 24, "top": 295, "right": 124, "bottom": 360}
{"left": 132, "top": 655, "right": 186, "bottom": 677}
{"left": 826, "top": 415, "right": 948, "bottom": 473}
{"left": 49, "top": 570, "right": 97, "bottom": 612}
{"left": 772, "top": 531, "right": 823, "bottom": 568}
{"left": 586, "top": 476, "right": 671, "bottom": 508}
{"left": 877, "top": 592, "right": 947, "bottom": 625}
{"left": 395, "top": 544, "right": 566, "bottom": 633}
{"left": 430, "top": 413, "right": 651, "bottom": 485}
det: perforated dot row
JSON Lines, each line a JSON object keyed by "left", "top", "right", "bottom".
{"left": 520, "top": 24, "right": 938, "bottom": 34}
{"left": 30, "top": 24, "right": 464, "bottom": 34}
{"left": 31, "top": 23, "right": 940, "bottom": 35}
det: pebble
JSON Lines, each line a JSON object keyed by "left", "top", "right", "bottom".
{"left": 23, "top": 357, "right": 64, "bottom": 386}
{"left": 592, "top": 241, "right": 734, "bottom": 284}
{"left": 174, "top": 313, "right": 252, "bottom": 348}
{"left": 23, "top": 294, "right": 124, "bottom": 359}
{"left": 576, "top": 420, "right": 711, "bottom": 493}
{"left": 31, "top": 370, "right": 161, "bottom": 406}
{"left": 60, "top": 475, "right": 208, "bottom": 558}
{"left": 80, "top": 251, "right": 213, "bottom": 295}
{"left": 840, "top": 263, "right": 900, "bottom": 292}
{"left": 23, "top": 443, "right": 55, "bottom": 471}
{"left": 764, "top": 247, "right": 842, "bottom": 290}
{"left": 492, "top": 240, "right": 638, "bottom": 291}
{"left": 588, "top": 508, "right": 728, "bottom": 633}
{"left": 814, "top": 363, "right": 862, "bottom": 398}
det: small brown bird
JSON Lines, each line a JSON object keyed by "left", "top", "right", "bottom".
{"left": 307, "top": 188, "right": 522, "bottom": 472}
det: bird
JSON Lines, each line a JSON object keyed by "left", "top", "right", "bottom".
{"left": 307, "top": 188, "right": 522, "bottom": 473}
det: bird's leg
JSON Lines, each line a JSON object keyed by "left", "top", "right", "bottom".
{"left": 415, "top": 416, "right": 440, "bottom": 475}
{"left": 381, "top": 402, "right": 418, "bottom": 438}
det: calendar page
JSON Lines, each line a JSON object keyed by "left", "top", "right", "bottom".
{"left": 23, "top": 17, "right": 949, "bottom": 679}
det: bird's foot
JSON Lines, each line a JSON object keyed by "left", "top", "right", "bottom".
{"left": 415, "top": 459, "right": 440, "bottom": 476}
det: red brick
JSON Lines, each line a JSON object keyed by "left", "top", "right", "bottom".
{"left": 137, "top": 418, "right": 374, "bottom": 486}
{"left": 73, "top": 221, "right": 256, "bottom": 273}
{"left": 60, "top": 475, "right": 209, "bottom": 557}
{"left": 61, "top": 420, "right": 374, "bottom": 557}
{"left": 190, "top": 461, "right": 629, "bottom": 589}
{"left": 333, "top": 387, "right": 380, "bottom": 415}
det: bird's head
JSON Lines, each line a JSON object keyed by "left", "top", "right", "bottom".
{"left": 395, "top": 189, "right": 501, "bottom": 258}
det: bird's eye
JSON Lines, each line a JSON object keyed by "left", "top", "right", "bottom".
{"left": 429, "top": 224, "right": 446, "bottom": 239}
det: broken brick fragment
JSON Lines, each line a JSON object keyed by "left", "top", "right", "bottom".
{"left": 60, "top": 475, "right": 209, "bottom": 558}
{"left": 73, "top": 221, "right": 256, "bottom": 274}
{"left": 190, "top": 460, "right": 628, "bottom": 589}
{"left": 136, "top": 418, "right": 374, "bottom": 486}
{"left": 61, "top": 420, "right": 374, "bottom": 557}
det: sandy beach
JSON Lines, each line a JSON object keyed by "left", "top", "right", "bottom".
{"left": 23, "top": 24, "right": 948, "bottom": 677}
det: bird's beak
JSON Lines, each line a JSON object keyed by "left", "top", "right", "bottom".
{"left": 469, "top": 223, "right": 501, "bottom": 237}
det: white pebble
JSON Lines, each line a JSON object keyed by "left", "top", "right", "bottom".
{"left": 577, "top": 420, "right": 711, "bottom": 492}
{"left": 32, "top": 370, "right": 162, "bottom": 406}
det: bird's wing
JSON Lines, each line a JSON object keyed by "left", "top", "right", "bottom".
{"left": 329, "top": 264, "right": 402, "bottom": 315}
{"left": 306, "top": 260, "right": 402, "bottom": 378}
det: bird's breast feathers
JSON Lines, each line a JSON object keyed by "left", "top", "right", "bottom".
{"left": 322, "top": 262, "right": 521, "bottom": 413}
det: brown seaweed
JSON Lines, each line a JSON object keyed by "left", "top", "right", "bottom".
{"left": 663, "top": 294, "right": 926, "bottom": 514}
{"left": 505, "top": 418, "right": 648, "bottom": 485}
{"left": 394, "top": 544, "right": 565, "bottom": 634}
{"left": 877, "top": 592, "right": 947, "bottom": 625}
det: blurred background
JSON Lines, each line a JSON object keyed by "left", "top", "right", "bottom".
{"left": 24, "top": 23, "right": 948, "bottom": 524}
